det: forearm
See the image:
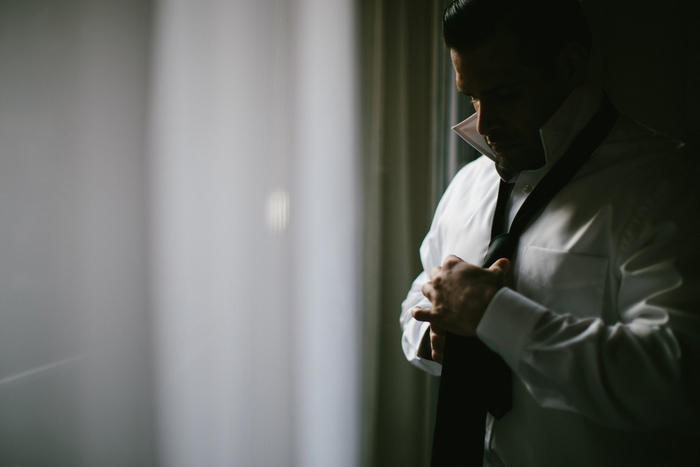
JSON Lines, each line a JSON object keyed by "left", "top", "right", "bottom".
{"left": 479, "top": 287, "right": 700, "bottom": 431}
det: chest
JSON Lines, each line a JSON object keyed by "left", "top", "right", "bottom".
{"left": 436, "top": 175, "right": 621, "bottom": 320}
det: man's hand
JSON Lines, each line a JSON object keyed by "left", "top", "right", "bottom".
{"left": 428, "top": 323, "right": 447, "bottom": 363}
{"left": 415, "top": 320, "right": 447, "bottom": 364}
{"left": 412, "top": 255, "right": 510, "bottom": 336}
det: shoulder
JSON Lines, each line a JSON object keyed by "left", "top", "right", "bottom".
{"left": 581, "top": 114, "right": 700, "bottom": 253}
{"left": 435, "top": 155, "right": 497, "bottom": 211}
{"left": 560, "top": 114, "right": 699, "bottom": 242}
{"left": 447, "top": 155, "right": 497, "bottom": 191}
{"left": 429, "top": 154, "right": 497, "bottom": 226}
{"left": 595, "top": 114, "right": 697, "bottom": 176}
{"left": 581, "top": 114, "right": 698, "bottom": 195}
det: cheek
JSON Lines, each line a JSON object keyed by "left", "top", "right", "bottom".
{"left": 511, "top": 99, "right": 549, "bottom": 138}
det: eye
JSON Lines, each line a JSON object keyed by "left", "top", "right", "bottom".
{"left": 495, "top": 88, "right": 519, "bottom": 102}
{"left": 464, "top": 94, "right": 478, "bottom": 106}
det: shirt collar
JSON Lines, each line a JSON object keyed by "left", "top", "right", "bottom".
{"left": 452, "top": 85, "right": 604, "bottom": 177}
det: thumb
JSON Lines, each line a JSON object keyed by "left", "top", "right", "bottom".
{"left": 488, "top": 257, "right": 511, "bottom": 275}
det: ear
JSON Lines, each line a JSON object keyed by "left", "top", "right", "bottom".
{"left": 556, "top": 42, "right": 589, "bottom": 88}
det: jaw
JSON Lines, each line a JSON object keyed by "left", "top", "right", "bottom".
{"left": 493, "top": 141, "right": 546, "bottom": 172}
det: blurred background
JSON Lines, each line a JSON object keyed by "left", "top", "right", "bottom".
{"left": 0, "top": 0, "right": 697, "bottom": 466}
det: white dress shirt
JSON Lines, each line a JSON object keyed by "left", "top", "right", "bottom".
{"left": 400, "top": 85, "right": 700, "bottom": 466}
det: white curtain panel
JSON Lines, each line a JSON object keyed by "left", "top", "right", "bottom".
{"left": 0, "top": 0, "right": 362, "bottom": 465}
{"left": 148, "top": 0, "right": 362, "bottom": 465}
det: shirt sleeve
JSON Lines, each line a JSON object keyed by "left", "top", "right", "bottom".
{"left": 399, "top": 165, "right": 477, "bottom": 376}
{"left": 400, "top": 271, "right": 442, "bottom": 375}
{"left": 477, "top": 177, "right": 700, "bottom": 432}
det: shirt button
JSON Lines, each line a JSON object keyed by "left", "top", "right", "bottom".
{"left": 523, "top": 184, "right": 532, "bottom": 193}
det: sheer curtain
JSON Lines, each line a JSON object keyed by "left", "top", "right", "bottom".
{"left": 0, "top": 0, "right": 361, "bottom": 465}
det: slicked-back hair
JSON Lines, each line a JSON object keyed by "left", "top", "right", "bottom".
{"left": 443, "top": 0, "right": 591, "bottom": 73}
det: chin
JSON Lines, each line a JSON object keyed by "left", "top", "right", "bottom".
{"left": 496, "top": 154, "right": 526, "bottom": 172}
{"left": 496, "top": 149, "right": 544, "bottom": 172}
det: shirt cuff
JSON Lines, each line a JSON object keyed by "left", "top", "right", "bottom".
{"left": 402, "top": 320, "right": 443, "bottom": 376}
{"left": 476, "top": 287, "right": 547, "bottom": 371}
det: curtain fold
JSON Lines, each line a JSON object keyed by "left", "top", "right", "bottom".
{"left": 359, "top": 1, "right": 443, "bottom": 466}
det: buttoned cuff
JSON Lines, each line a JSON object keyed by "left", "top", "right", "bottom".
{"left": 476, "top": 287, "right": 547, "bottom": 371}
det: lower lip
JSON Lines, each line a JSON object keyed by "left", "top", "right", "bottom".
{"left": 489, "top": 143, "right": 519, "bottom": 155}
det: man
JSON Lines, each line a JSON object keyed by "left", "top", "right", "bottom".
{"left": 400, "top": 0, "right": 700, "bottom": 465}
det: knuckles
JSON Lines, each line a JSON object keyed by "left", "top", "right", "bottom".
{"left": 411, "top": 306, "right": 426, "bottom": 321}
{"left": 442, "top": 255, "right": 462, "bottom": 269}
{"left": 421, "top": 281, "right": 433, "bottom": 298}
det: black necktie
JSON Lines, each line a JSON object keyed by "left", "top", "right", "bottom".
{"left": 430, "top": 95, "right": 618, "bottom": 467}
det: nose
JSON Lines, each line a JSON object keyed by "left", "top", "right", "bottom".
{"left": 475, "top": 101, "right": 503, "bottom": 136}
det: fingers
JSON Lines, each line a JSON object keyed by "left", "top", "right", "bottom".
{"left": 430, "top": 321, "right": 447, "bottom": 336}
{"left": 429, "top": 265, "right": 442, "bottom": 282}
{"left": 442, "top": 254, "right": 463, "bottom": 269}
{"left": 421, "top": 280, "right": 433, "bottom": 300}
{"left": 430, "top": 324, "right": 446, "bottom": 364}
{"left": 431, "top": 256, "right": 467, "bottom": 287}
{"left": 432, "top": 255, "right": 470, "bottom": 281}
{"left": 411, "top": 305, "right": 434, "bottom": 323}
{"left": 432, "top": 348, "right": 444, "bottom": 364}
{"left": 430, "top": 325, "right": 445, "bottom": 344}
{"left": 488, "top": 257, "right": 511, "bottom": 275}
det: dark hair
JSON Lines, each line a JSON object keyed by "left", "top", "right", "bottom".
{"left": 443, "top": 0, "right": 591, "bottom": 71}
